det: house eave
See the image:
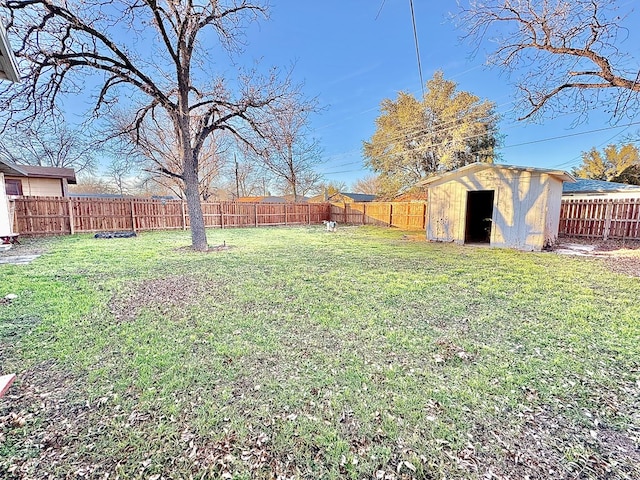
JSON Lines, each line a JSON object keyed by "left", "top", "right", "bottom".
{"left": 0, "top": 21, "right": 20, "bottom": 83}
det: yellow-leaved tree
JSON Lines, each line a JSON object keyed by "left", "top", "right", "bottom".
{"left": 363, "top": 72, "right": 499, "bottom": 198}
{"left": 573, "top": 144, "right": 640, "bottom": 185}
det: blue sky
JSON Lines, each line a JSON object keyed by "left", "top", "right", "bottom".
{"left": 238, "top": 0, "right": 640, "bottom": 186}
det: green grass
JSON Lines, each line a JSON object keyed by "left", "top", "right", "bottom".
{"left": 1, "top": 226, "right": 639, "bottom": 479}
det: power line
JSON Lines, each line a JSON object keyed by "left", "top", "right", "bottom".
{"left": 502, "top": 121, "right": 640, "bottom": 150}
{"left": 375, "top": 0, "right": 387, "bottom": 21}
{"left": 322, "top": 120, "right": 640, "bottom": 174}
{"left": 409, "top": 0, "right": 424, "bottom": 97}
{"left": 549, "top": 123, "right": 638, "bottom": 169}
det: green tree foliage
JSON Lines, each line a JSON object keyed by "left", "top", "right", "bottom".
{"left": 573, "top": 144, "right": 640, "bottom": 185}
{"left": 363, "top": 72, "right": 499, "bottom": 197}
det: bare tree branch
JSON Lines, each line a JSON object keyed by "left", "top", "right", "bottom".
{"left": 458, "top": 0, "right": 640, "bottom": 121}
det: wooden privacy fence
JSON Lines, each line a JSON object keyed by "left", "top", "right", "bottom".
{"left": 15, "top": 196, "right": 640, "bottom": 241}
{"left": 14, "top": 196, "right": 331, "bottom": 235}
{"left": 330, "top": 202, "right": 427, "bottom": 230}
{"left": 335, "top": 198, "right": 640, "bottom": 240}
{"left": 559, "top": 197, "right": 640, "bottom": 240}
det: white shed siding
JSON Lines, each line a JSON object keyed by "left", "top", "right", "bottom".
{"left": 426, "top": 166, "right": 568, "bottom": 251}
{"left": 544, "top": 178, "right": 564, "bottom": 245}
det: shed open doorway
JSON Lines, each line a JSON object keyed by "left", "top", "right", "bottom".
{"left": 465, "top": 190, "right": 494, "bottom": 244}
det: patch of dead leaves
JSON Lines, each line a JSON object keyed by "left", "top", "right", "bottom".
{"left": 108, "top": 275, "right": 227, "bottom": 322}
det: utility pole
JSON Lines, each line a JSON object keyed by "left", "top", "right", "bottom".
{"left": 234, "top": 154, "right": 240, "bottom": 199}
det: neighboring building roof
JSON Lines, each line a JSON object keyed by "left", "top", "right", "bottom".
{"left": 0, "top": 20, "right": 19, "bottom": 83}
{"left": 282, "top": 194, "right": 309, "bottom": 203}
{"left": 339, "top": 192, "right": 376, "bottom": 202}
{"left": 417, "top": 162, "right": 576, "bottom": 188}
{"left": 70, "top": 193, "right": 132, "bottom": 199}
{"left": 394, "top": 190, "right": 428, "bottom": 202}
{"left": 0, "top": 157, "right": 77, "bottom": 183}
{"left": 236, "top": 196, "right": 265, "bottom": 203}
{"left": 308, "top": 191, "right": 378, "bottom": 203}
{"left": 562, "top": 178, "right": 640, "bottom": 195}
{"left": 236, "top": 196, "right": 288, "bottom": 203}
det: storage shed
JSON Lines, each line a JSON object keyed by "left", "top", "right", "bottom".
{"left": 419, "top": 163, "right": 575, "bottom": 251}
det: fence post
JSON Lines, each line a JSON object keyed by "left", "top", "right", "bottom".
{"left": 181, "top": 202, "right": 187, "bottom": 230}
{"left": 130, "top": 200, "right": 137, "bottom": 232}
{"left": 422, "top": 203, "right": 427, "bottom": 230}
{"left": 220, "top": 203, "right": 224, "bottom": 229}
{"left": 388, "top": 203, "right": 393, "bottom": 227}
{"left": 254, "top": 203, "right": 258, "bottom": 227}
{"left": 362, "top": 203, "right": 366, "bottom": 225}
{"left": 67, "top": 198, "right": 75, "bottom": 235}
{"left": 603, "top": 201, "right": 613, "bottom": 241}
{"left": 308, "top": 204, "right": 311, "bottom": 225}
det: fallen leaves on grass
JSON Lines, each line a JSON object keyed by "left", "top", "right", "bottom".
{"left": 108, "top": 275, "right": 228, "bottom": 323}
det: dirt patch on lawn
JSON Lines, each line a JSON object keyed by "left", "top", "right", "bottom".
{"left": 555, "top": 239, "right": 640, "bottom": 277}
{"left": 0, "top": 237, "right": 55, "bottom": 258}
{"left": 175, "top": 242, "right": 234, "bottom": 253}
{"left": 108, "top": 274, "right": 228, "bottom": 323}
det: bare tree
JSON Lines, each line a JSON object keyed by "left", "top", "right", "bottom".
{"left": 459, "top": 0, "right": 640, "bottom": 121}
{"left": 254, "top": 98, "right": 323, "bottom": 199}
{"left": 110, "top": 111, "right": 228, "bottom": 201}
{"left": 0, "top": 121, "right": 96, "bottom": 173}
{"left": 70, "top": 176, "right": 117, "bottom": 195}
{"left": 352, "top": 175, "right": 380, "bottom": 195}
{"left": 222, "top": 155, "right": 267, "bottom": 198}
{"left": 2, "top": 0, "right": 298, "bottom": 250}
{"left": 106, "top": 157, "right": 134, "bottom": 196}
{"left": 313, "top": 180, "right": 347, "bottom": 197}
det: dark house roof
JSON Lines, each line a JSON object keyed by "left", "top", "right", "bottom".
{"left": 0, "top": 158, "right": 26, "bottom": 176}
{"left": 562, "top": 178, "right": 640, "bottom": 195}
{"left": 338, "top": 192, "right": 376, "bottom": 202}
{"left": 0, "top": 157, "right": 77, "bottom": 184}
{"left": 18, "top": 165, "right": 77, "bottom": 184}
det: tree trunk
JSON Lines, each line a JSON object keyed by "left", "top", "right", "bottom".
{"left": 183, "top": 157, "right": 208, "bottom": 251}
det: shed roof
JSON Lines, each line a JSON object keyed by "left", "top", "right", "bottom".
{"left": 562, "top": 178, "right": 640, "bottom": 194}
{"left": 417, "top": 162, "right": 575, "bottom": 188}
{"left": 0, "top": 20, "right": 19, "bottom": 83}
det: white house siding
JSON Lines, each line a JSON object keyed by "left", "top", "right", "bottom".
{"left": 426, "top": 168, "right": 564, "bottom": 251}
{"left": 0, "top": 173, "right": 13, "bottom": 236}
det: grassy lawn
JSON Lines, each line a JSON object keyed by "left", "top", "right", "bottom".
{"left": 1, "top": 226, "right": 639, "bottom": 479}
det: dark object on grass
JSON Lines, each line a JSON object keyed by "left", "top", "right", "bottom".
{"left": 94, "top": 231, "right": 137, "bottom": 239}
